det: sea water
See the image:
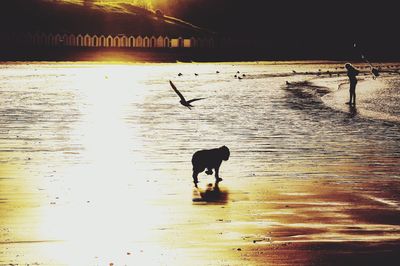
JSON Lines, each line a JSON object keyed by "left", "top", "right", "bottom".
{"left": 1, "top": 62, "right": 399, "bottom": 265}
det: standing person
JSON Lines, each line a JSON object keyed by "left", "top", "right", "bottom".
{"left": 345, "top": 63, "right": 360, "bottom": 105}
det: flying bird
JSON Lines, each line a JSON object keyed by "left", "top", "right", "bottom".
{"left": 169, "top": 80, "right": 204, "bottom": 110}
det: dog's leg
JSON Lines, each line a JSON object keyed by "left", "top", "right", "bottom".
{"left": 192, "top": 171, "right": 200, "bottom": 187}
{"left": 215, "top": 165, "right": 223, "bottom": 182}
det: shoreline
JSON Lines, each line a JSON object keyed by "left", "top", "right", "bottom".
{"left": 319, "top": 76, "right": 400, "bottom": 124}
{"left": 282, "top": 66, "right": 400, "bottom": 124}
{"left": 2, "top": 47, "right": 400, "bottom": 64}
{"left": 0, "top": 47, "right": 277, "bottom": 63}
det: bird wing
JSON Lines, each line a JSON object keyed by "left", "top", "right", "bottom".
{"left": 169, "top": 81, "right": 186, "bottom": 102}
{"left": 187, "top": 98, "right": 205, "bottom": 104}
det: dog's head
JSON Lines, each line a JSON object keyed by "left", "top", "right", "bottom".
{"left": 219, "top": 145, "right": 230, "bottom": 161}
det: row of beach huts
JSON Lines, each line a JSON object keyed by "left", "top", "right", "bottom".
{"left": 5, "top": 32, "right": 217, "bottom": 49}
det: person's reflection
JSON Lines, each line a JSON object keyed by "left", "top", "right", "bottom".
{"left": 349, "top": 105, "right": 357, "bottom": 117}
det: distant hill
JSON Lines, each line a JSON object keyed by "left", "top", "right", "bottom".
{"left": 0, "top": 0, "right": 213, "bottom": 38}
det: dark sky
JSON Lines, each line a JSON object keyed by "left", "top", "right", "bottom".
{"left": 156, "top": 0, "right": 399, "bottom": 59}
{"left": 168, "top": 1, "right": 394, "bottom": 37}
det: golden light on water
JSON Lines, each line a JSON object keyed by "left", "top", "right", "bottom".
{"left": 0, "top": 64, "right": 182, "bottom": 265}
{"left": 1, "top": 62, "right": 400, "bottom": 265}
{"left": 33, "top": 66, "right": 173, "bottom": 264}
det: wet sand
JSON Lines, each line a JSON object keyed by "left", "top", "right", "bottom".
{"left": 322, "top": 76, "right": 400, "bottom": 123}
{"left": 1, "top": 176, "right": 400, "bottom": 265}
{"left": 1, "top": 62, "right": 400, "bottom": 265}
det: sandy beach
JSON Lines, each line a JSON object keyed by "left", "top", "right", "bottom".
{"left": 322, "top": 76, "right": 400, "bottom": 123}
{"left": 1, "top": 62, "right": 400, "bottom": 265}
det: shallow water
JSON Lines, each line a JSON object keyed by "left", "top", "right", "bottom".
{"left": 0, "top": 62, "right": 399, "bottom": 265}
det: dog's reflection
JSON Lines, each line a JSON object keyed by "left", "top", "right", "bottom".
{"left": 193, "top": 182, "right": 228, "bottom": 204}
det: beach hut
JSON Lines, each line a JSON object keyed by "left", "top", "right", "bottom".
{"left": 114, "top": 36, "right": 121, "bottom": 47}
{"left": 92, "top": 35, "right": 99, "bottom": 47}
{"left": 170, "top": 38, "right": 178, "bottom": 48}
{"left": 51, "top": 34, "right": 59, "bottom": 46}
{"left": 99, "top": 35, "right": 106, "bottom": 47}
{"left": 64, "top": 34, "right": 70, "bottom": 46}
{"left": 170, "top": 38, "right": 180, "bottom": 48}
{"left": 143, "top": 36, "right": 150, "bottom": 48}
{"left": 135, "top": 36, "right": 143, "bottom": 47}
{"left": 61, "top": 34, "right": 69, "bottom": 46}
{"left": 77, "top": 34, "right": 84, "bottom": 47}
{"left": 156, "top": 36, "right": 164, "bottom": 48}
{"left": 48, "top": 34, "right": 55, "bottom": 46}
{"left": 183, "top": 38, "right": 191, "bottom": 48}
{"left": 128, "top": 36, "right": 135, "bottom": 47}
{"left": 54, "top": 34, "right": 62, "bottom": 46}
{"left": 67, "top": 34, "right": 76, "bottom": 46}
{"left": 84, "top": 34, "right": 91, "bottom": 47}
{"left": 164, "top": 36, "right": 170, "bottom": 48}
{"left": 190, "top": 37, "right": 198, "bottom": 48}
{"left": 150, "top": 36, "right": 157, "bottom": 48}
{"left": 106, "top": 35, "right": 113, "bottom": 47}
{"left": 120, "top": 35, "right": 128, "bottom": 47}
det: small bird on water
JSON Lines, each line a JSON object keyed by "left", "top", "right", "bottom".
{"left": 169, "top": 80, "right": 205, "bottom": 110}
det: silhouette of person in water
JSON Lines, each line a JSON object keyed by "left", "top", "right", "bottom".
{"left": 191, "top": 146, "right": 230, "bottom": 188}
{"left": 345, "top": 63, "right": 360, "bottom": 105}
